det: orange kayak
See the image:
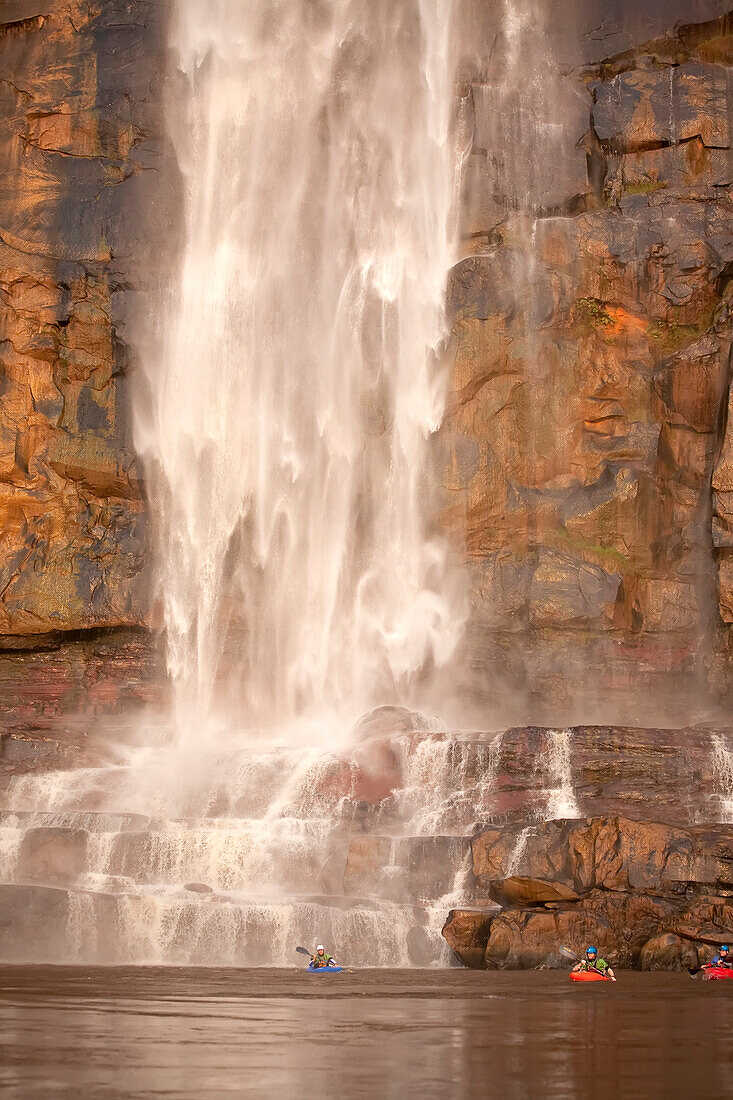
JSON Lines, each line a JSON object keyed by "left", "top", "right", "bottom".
{"left": 570, "top": 970, "right": 612, "bottom": 983}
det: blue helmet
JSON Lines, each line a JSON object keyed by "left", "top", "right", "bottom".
{"left": 586, "top": 946, "right": 597, "bottom": 955}
{"left": 721, "top": 945, "right": 730, "bottom": 952}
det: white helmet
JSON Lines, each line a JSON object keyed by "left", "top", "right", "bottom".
{"left": 317, "top": 945, "right": 324, "bottom": 951}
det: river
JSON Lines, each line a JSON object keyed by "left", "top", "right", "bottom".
{"left": 0, "top": 968, "right": 731, "bottom": 1098}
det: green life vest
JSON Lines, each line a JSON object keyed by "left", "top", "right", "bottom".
{"left": 582, "top": 957, "right": 608, "bottom": 972}
{"left": 312, "top": 953, "right": 334, "bottom": 968}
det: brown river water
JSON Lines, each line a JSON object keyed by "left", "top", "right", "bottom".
{"left": 0, "top": 967, "right": 731, "bottom": 1099}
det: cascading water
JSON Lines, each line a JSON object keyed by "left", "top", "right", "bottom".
{"left": 711, "top": 734, "right": 733, "bottom": 823}
{"left": 542, "top": 729, "right": 580, "bottom": 820}
{"left": 0, "top": 0, "right": 482, "bottom": 968}
{"left": 135, "top": 0, "right": 466, "bottom": 740}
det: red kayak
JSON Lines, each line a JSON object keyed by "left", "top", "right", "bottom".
{"left": 570, "top": 970, "right": 612, "bottom": 983}
{"left": 702, "top": 966, "right": 733, "bottom": 981}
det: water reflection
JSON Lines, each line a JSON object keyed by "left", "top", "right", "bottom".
{"left": 0, "top": 969, "right": 731, "bottom": 1099}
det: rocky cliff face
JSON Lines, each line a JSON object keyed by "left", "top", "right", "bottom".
{"left": 443, "top": 814, "right": 733, "bottom": 971}
{"left": 0, "top": 1, "right": 176, "bottom": 643}
{"left": 1, "top": 2, "right": 733, "bottom": 726}
{"left": 444, "top": 4, "right": 733, "bottom": 721}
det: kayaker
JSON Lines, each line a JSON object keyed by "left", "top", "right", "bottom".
{"left": 311, "top": 944, "right": 337, "bottom": 969}
{"left": 710, "top": 944, "right": 732, "bottom": 968}
{"left": 572, "top": 946, "right": 616, "bottom": 981}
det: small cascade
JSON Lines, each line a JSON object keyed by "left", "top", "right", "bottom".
{"left": 542, "top": 729, "right": 581, "bottom": 819}
{"left": 0, "top": 821, "right": 21, "bottom": 880}
{"left": 424, "top": 846, "right": 476, "bottom": 967}
{"left": 393, "top": 730, "right": 505, "bottom": 834}
{"left": 66, "top": 892, "right": 98, "bottom": 963}
{"left": 711, "top": 734, "right": 733, "bottom": 823}
{"left": 506, "top": 826, "right": 533, "bottom": 877}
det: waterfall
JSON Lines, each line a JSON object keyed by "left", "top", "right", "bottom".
{"left": 543, "top": 729, "right": 580, "bottom": 819}
{"left": 133, "top": 0, "right": 465, "bottom": 741}
{"left": 0, "top": 3, "right": 497, "bottom": 969}
{"left": 506, "top": 825, "right": 533, "bottom": 876}
{"left": 711, "top": 734, "right": 733, "bottom": 823}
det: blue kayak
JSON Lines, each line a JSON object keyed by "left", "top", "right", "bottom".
{"left": 307, "top": 963, "right": 342, "bottom": 973}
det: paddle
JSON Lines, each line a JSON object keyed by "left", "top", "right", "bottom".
{"left": 689, "top": 963, "right": 733, "bottom": 979}
{"left": 561, "top": 945, "right": 616, "bottom": 980}
{"left": 295, "top": 946, "right": 313, "bottom": 958}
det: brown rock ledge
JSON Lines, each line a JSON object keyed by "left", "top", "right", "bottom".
{"left": 443, "top": 815, "right": 733, "bottom": 970}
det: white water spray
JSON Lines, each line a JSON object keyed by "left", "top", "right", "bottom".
{"left": 134, "top": 0, "right": 465, "bottom": 739}
{"left": 506, "top": 825, "right": 533, "bottom": 877}
{"left": 0, "top": 3, "right": 483, "bottom": 969}
{"left": 712, "top": 734, "right": 733, "bottom": 823}
{"left": 543, "top": 728, "right": 580, "bottom": 819}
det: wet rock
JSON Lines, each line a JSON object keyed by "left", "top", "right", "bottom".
{"left": 483, "top": 724, "right": 731, "bottom": 830}
{"left": 448, "top": 814, "right": 733, "bottom": 969}
{"left": 343, "top": 837, "right": 395, "bottom": 897}
{"left": 406, "top": 924, "right": 435, "bottom": 967}
{"left": 640, "top": 933, "right": 699, "bottom": 971}
{"left": 17, "top": 827, "right": 88, "bottom": 885}
{"left": 0, "top": 883, "right": 70, "bottom": 961}
{"left": 0, "top": 1, "right": 178, "bottom": 638}
{"left": 0, "top": 629, "right": 166, "bottom": 782}
{"left": 592, "top": 63, "right": 732, "bottom": 153}
{"left": 442, "top": 908, "right": 496, "bottom": 969}
{"left": 673, "top": 897, "right": 733, "bottom": 948}
{"left": 484, "top": 891, "right": 678, "bottom": 970}
{"left": 343, "top": 835, "right": 471, "bottom": 902}
{"left": 444, "top": 11, "right": 733, "bottom": 712}
{"left": 528, "top": 551, "right": 621, "bottom": 629}
{"left": 473, "top": 817, "right": 733, "bottom": 899}
{"left": 489, "top": 877, "right": 579, "bottom": 908}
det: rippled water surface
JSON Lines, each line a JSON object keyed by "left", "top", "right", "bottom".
{"left": 0, "top": 968, "right": 731, "bottom": 1099}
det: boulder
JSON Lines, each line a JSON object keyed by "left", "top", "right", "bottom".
{"left": 640, "top": 933, "right": 699, "bottom": 971}
{"left": 489, "top": 876, "right": 579, "bottom": 908}
{"left": 442, "top": 908, "right": 496, "bottom": 969}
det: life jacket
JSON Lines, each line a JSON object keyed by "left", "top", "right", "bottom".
{"left": 312, "top": 953, "right": 334, "bottom": 968}
{"left": 581, "top": 958, "right": 607, "bottom": 973}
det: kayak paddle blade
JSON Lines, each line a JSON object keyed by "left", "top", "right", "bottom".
{"left": 295, "top": 946, "right": 312, "bottom": 957}
{"left": 559, "top": 946, "right": 579, "bottom": 962}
